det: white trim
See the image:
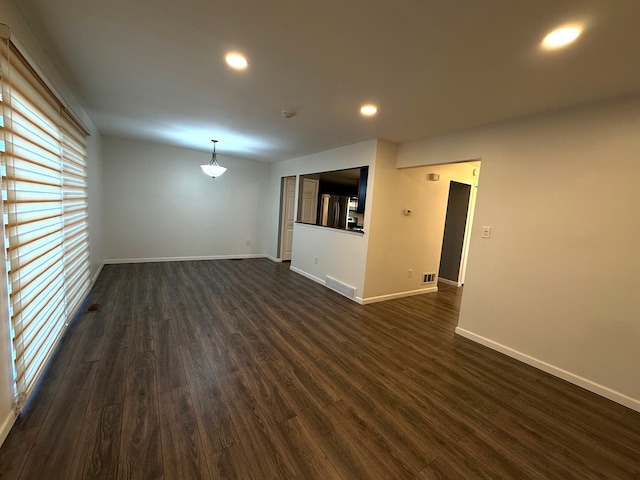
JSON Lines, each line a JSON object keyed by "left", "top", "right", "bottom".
{"left": 104, "top": 254, "right": 268, "bottom": 264}
{"left": 0, "top": 408, "right": 17, "bottom": 446}
{"left": 437, "top": 277, "right": 461, "bottom": 287}
{"left": 289, "top": 266, "right": 325, "bottom": 286}
{"left": 360, "top": 286, "right": 438, "bottom": 305}
{"left": 289, "top": 268, "right": 440, "bottom": 306}
{"left": 295, "top": 222, "right": 366, "bottom": 236}
{"left": 90, "top": 262, "right": 105, "bottom": 289}
{"left": 266, "top": 255, "right": 282, "bottom": 263}
{"left": 279, "top": 176, "right": 296, "bottom": 261}
{"left": 455, "top": 327, "right": 640, "bottom": 413}
{"left": 291, "top": 267, "right": 368, "bottom": 303}
{"left": 458, "top": 181, "right": 479, "bottom": 285}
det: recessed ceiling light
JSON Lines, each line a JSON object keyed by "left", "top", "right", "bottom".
{"left": 360, "top": 104, "right": 378, "bottom": 116}
{"left": 225, "top": 52, "right": 248, "bottom": 70}
{"left": 542, "top": 26, "right": 581, "bottom": 49}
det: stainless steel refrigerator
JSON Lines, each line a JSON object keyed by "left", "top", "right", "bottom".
{"left": 320, "top": 194, "right": 349, "bottom": 228}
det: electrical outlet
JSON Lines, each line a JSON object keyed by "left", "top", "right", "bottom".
{"left": 245, "top": 239, "right": 251, "bottom": 246}
{"left": 408, "top": 269, "right": 412, "bottom": 278}
{"left": 481, "top": 226, "right": 491, "bottom": 239}
{"left": 314, "top": 256, "right": 318, "bottom": 264}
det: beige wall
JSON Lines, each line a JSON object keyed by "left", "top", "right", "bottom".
{"left": 267, "top": 138, "right": 482, "bottom": 304}
{"left": 398, "top": 94, "right": 640, "bottom": 410}
{"left": 363, "top": 140, "right": 478, "bottom": 301}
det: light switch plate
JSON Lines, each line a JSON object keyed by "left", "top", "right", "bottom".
{"left": 482, "top": 226, "right": 491, "bottom": 238}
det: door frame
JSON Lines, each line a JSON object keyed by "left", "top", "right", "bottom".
{"left": 438, "top": 179, "right": 478, "bottom": 287}
{"left": 457, "top": 182, "right": 478, "bottom": 285}
{"left": 278, "top": 176, "right": 296, "bottom": 261}
{"left": 438, "top": 181, "right": 472, "bottom": 286}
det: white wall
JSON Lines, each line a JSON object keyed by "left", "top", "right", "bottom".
{"left": 397, "top": 94, "right": 640, "bottom": 410}
{"left": 364, "top": 142, "right": 478, "bottom": 301}
{"left": 102, "top": 136, "right": 270, "bottom": 262}
{"left": 87, "top": 130, "right": 104, "bottom": 280}
{"left": 267, "top": 140, "right": 378, "bottom": 299}
{"left": 0, "top": 0, "right": 104, "bottom": 443}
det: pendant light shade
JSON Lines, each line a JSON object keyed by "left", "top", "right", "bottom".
{"left": 200, "top": 139, "right": 227, "bottom": 177}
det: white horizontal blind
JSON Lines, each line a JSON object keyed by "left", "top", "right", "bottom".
{"left": 61, "top": 110, "right": 90, "bottom": 322}
{"left": 0, "top": 35, "right": 90, "bottom": 408}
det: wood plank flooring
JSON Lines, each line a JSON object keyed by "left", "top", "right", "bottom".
{"left": 1, "top": 258, "right": 639, "bottom": 479}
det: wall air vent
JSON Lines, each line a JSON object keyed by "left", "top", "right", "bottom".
{"left": 422, "top": 273, "right": 436, "bottom": 284}
{"left": 326, "top": 276, "right": 357, "bottom": 300}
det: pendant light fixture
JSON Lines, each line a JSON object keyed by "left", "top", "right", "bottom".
{"left": 200, "top": 139, "right": 227, "bottom": 178}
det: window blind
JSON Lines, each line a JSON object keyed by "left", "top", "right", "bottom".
{"left": 0, "top": 34, "right": 90, "bottom": 408}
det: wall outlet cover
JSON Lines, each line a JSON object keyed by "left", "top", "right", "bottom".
{"left": 422, "top": 272, "right": 436, "bottom": 284}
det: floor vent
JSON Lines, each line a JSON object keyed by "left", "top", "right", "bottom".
{"left": 422, "top": 272, "right": 436, "bottom": 284}
{"left": 325, "top": 276, "right": 357, "bottom": 300}
{"left": 87, "top": 304, "right": 101, "bottom": 312}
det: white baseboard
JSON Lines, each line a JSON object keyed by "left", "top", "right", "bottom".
{"left": 289, "top": 266, "right": 325, "bottom": 287}
{"left": 290, "top": 267, "right": 368, "bottom": 304}
{"left": 266, "top": 255, "right": 282, "bottom": 263}
{"left": 0, "top": 408, "right": 17, "bottom": 447}
{"left": 289, "top": 268, "right": 440, "bottom": 306}
{"left": 359, "top": 286, "right": 438, "bottom": 305}
{"left": 455, "top": 327, "right": 640, "bottom": 413}
{"left": 90, "top": 262, "right": 105, "bottom": 289}
{"left": 437, "top": 277, "right": 461, "bottom": 287}
{"left": 104, "top": 254, "right": 268, "bottom": 264}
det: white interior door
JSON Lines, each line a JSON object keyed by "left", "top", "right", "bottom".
{"left": 300, "top": 179, "right": 319, "bottom": 224}
{"left": 280, "top": 176, "right": 296, "bottom": 261}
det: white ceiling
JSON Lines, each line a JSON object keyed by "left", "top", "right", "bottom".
{"left": 16, "top": 0, "right": 640, "bottom": 162}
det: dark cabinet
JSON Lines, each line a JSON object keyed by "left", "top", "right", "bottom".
{"left": 356, "top": 166, "right": 368, "bottom": 214}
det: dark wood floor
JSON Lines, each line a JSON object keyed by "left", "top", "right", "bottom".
{"left": 1, "top": 259, "right": 639, "bottom": 479}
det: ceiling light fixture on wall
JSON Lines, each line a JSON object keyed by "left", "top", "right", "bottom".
{"left": 200, "top": 140, "right": 227, "bottom": 178}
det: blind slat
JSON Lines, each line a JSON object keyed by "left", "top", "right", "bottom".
{"left": 1, "top": 37, "right": 90, "bottom": 408}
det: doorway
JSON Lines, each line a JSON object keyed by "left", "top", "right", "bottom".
{"left": 278, "top": 176, "right": 296, "bottom": 261}
{"left": 439, "top": 181, "right": 473, "bottom": 285}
